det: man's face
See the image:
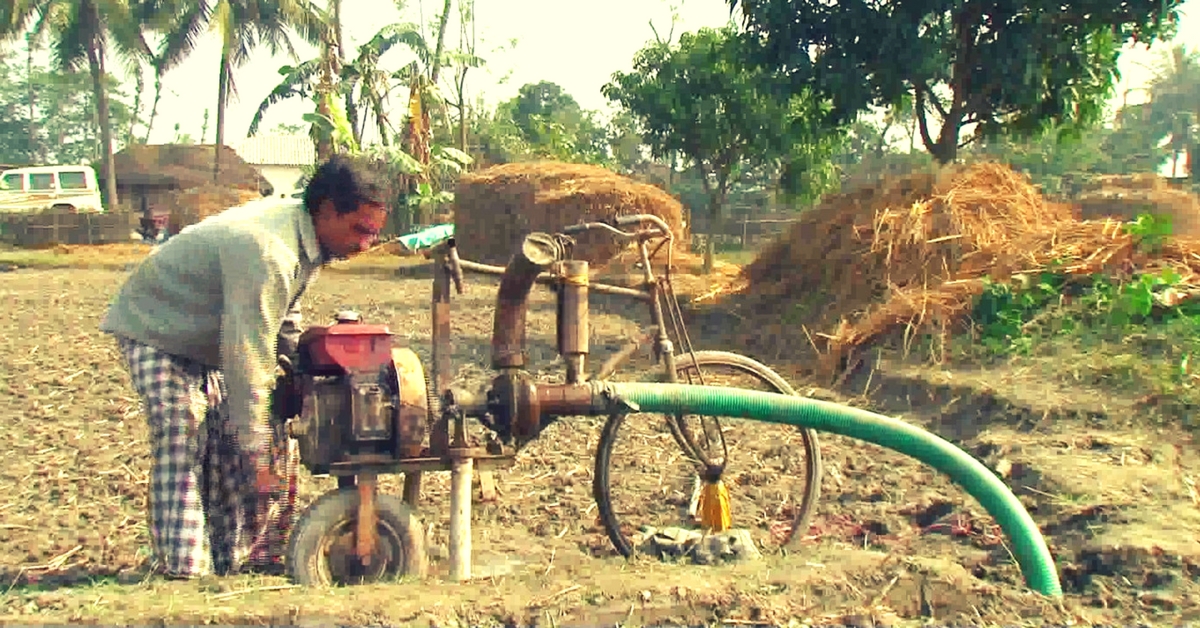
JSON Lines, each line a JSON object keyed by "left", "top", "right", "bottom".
{"left": 313, "top": 199, "right": 389, "bottom": 259}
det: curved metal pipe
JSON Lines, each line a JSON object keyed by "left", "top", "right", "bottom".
{"left": 491, "top": 233, "right": 566, "bottom": 370}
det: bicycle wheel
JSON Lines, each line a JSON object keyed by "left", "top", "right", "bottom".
{"left": 593, "top": 350, "right": 822, "bottom": 559}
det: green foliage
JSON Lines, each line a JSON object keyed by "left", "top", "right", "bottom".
{"left": 971, "top": 265, "right": 1189, "bottom": 356}
{"left": 0, "top": 46, "right": 135, "bottom": 165}
{"left": 959, "top": 256, "right": 1200, "bottom": 429}
{"left": 1126, "top": 212, "right": 1174, "bottom": 253}
{"left": 972, "top": 273, "right": 1064, "bottom": 355}
{"left": 474, "top": 81, "right": 610, "bottom": 165}
{"left": 304, "top": 91, "right": 358, "bottom": 154}
{"left": 968, "top": 212, "right": 1181, "bottom": 356}
{"left": 248, "top": 20, "right": 431, "bottom": 145}
{"left": 603, "top": 24, "right": 841, "bottom": 212}
{"left": 967, "top": 114, "right": 1174, "bottom": 191}
{"left": 730, "top": 0, "right": 1182, "bottom": 163}
{"left": 605, "top": 110, "right": 645, "bottom": 173}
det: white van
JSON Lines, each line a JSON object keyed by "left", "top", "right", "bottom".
{"left": 0, "top": 165, "right": 105, "bottom": 214}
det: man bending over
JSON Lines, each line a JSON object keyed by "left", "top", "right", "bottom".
{"left": 100, "top": 154, "right": 390, "bottom": 578}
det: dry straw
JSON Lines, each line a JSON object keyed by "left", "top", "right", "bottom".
{"left": 741, "top": 162, "right": 1200, "bottom": 371}
{"left": 453, "top": 161, "right": 687, "bottom": 266}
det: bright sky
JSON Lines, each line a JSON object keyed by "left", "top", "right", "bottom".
{"left": 141, "top": 0, "right": 737, "bottom": 144}
{"left": 134, "top": 0, "right": 1200, "bottom": 147}
{"left": 12, "top": 0, "right": 1200, "bottom": 147}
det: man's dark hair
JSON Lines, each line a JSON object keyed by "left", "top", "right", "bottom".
{"left": 303, "top": 153, "right": 390, "bottom": 216}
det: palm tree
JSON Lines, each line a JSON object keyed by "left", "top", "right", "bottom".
{"left": 1, "top": 0, "right": 155, "bottom": 210}
{"left": 156, "top": 0, "right": 322, "bottom": 181}
{"left": 1149, "top": 45, "right": 1200, "bottom": 179}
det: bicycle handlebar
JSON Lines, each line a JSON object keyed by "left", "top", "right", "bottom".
{"left": 560, "top": 214, "right": 673, "bottom": 240}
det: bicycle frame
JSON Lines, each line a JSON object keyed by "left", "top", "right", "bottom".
{"left": 428, "top": 214, "right": 725, "bottom": 469}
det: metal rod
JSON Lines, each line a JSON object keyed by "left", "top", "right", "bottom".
{"left": 428, "top": 246, "right": 453, "bottom": 456}
{"left": 448, "top": 455, "right": 473, "bottom": 582}
{"left": 356, "top": 473, "right": 378, "bottom": 566}
{"left": 458, "top": 259, "right": 652, "bottom": 302}
{"left": 592, "top": 330, "right": 654, "bottom": 382}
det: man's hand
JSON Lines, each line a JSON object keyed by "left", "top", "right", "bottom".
{"left": 255, "top": 463, "right": 278, "bottom": 494}
{"left": 254, "top": 456, "right": 282, "bottom": 495}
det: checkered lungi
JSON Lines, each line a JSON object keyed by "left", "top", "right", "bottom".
{"left": 114, "top": 336, "right": 298, "bottom": 578}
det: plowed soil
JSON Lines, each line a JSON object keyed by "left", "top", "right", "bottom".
{"left": 0, "top": 255, "right": 1196, "bottom": 626}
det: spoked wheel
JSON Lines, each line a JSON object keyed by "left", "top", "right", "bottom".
{"left": 593, "top": 350, "right": 822, "bottom": 559}
{"left": 286, "top": 488, "right": 426, "bottom": 586}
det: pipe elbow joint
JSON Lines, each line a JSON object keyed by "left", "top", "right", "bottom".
{"left": 490, "top": 232, "right": 569, "bottom": 370}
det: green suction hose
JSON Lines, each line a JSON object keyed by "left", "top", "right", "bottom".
{"left": 604, "top": 381, "right": 1063, "bottom": 598}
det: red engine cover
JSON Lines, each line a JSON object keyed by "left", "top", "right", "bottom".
{"left": 300, "top": 322, "right": 394, "bottom": 371}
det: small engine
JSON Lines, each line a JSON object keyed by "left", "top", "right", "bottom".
{"left": 277, "top": 311, "right": 428, "bottom": 475}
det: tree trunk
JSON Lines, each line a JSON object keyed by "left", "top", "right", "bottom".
{"left": 459, "top": 105, "right": 468, "bottom": 152}
{"left": 429, "top": 0, "right": 453, "bottom": 84}
{"left": 377, "top": 109, "right": 391, "bottom": 147}
{"left": 1189, "top": 142, "right": 1198, "bottom": 184}
{"left": 330, "top": 0, "right": 358, "bottom": 145}
{"left": 86, "top": 38, "right": 119, "bottom": 211}
{"left": 1189, "top": 109, "right": 1200, "bottom": 184}
{"left": 456, "top": 69, "right": 470, "bottom": 152}
{"left": 933, "top": 124, "right": 959, "bottom": 164}
{"left": 27, "top": 34, "right": 38, "bottom": 162}
{"left": 697, "top": 164, "right": 727, "bottom": 276}
{"left": 315, "top": 95, "right": 334, "bottom": 161}
{"left": 129, "top": 67, "right": 144, "bottom": 145}
{"left": 704, "top": 187, "right": 730, "bottom": 275}
{"left": 704, "top": 232, "right": 715, "bottom": 275}
{"left": 143, "top": 69, "right": 164, "bottom": 144}
{"left": 314, "top": 41, "right": 337, "bottom": 161}
{"left": 913, "top": 84, "right": 960, "bottom": 165}
{"left": 214, "top": 50, "right": 230, "bottom": 183}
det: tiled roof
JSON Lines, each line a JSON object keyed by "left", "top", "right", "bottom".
{"left": 234, "top": 135, "right": 316, "bottom": 167}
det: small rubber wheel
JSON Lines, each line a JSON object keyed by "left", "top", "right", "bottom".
{"left": 286, "top": 488, "right": 426, "bottom": 586}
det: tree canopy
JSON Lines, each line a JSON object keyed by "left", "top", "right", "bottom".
{"left": 0, "top": 45, "right": 135, "bottom": 165}
{"left": 603, "top": 24, "right": 841, "bottom": 271}
{"left": 728, "top": 0, "right": 1182, "bottom": 164}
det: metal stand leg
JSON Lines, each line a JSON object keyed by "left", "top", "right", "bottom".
{"left": 449, "top": 456, "right": 473, "bottom": 581}
{"left": 402, "top": 472, "right": 422, "bottom": 508}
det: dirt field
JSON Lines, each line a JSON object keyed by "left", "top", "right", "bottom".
{"left": 0, "top": 254, "right": 1198, "bottom": 626}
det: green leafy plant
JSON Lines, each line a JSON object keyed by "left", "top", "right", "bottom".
{"left": 971, "top": 273, "right": 1065, "bottom": 354}
{"left": 970, "top": 266, "right": 1187, "bottom": 356}
{"left": 1125, "top": 212, "right": 1174, "bottom": 253}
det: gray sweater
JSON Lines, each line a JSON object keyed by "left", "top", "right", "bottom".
{"left": 100, "top": 199, "right": 324, "bottom": 456}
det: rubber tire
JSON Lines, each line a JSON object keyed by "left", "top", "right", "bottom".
{"left": 592, "top": 350, "right": 823, "bottom": 558}
{"left": 286, "top": 488, "right": 427, "bottom": 586}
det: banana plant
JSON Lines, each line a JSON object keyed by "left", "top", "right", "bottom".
{"left": 248, "top": 19, "right": 430, "bottom": 147}
{"left": 303, "top": 90, "right": 357, "bottom": 156}
{"left": 405, "top": 143, "right": 471, "bottom": 223}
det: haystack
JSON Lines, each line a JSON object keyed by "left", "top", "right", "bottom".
{"left": 453, "top": 161, "right": 687, "bottom": 266}
{"left": 165, "top": 184, "right": 264, "bottom": 234}
{"left": 741, "top": 162, "right": 1156, "bottom": 368}
{"left": 113, "top": 144, "right": 270, "bottom": 194}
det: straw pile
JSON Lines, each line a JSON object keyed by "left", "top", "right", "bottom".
{"left": 593, "top": 246, "right": 744, "bottom": 298}
{"left": 741, "top": 162, "right": 1200, "bottom": 370}
{"left": 453, "top": 161, "right": 687, "bottom": 266}
{"left": 165, "top": 185, "right": 264, "bottom": 234}
{"left": 114, "top": 144, "right": 270, "bottom": 193}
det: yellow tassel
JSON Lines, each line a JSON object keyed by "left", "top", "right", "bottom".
{"left": 696, "top": 478, "right": 732, "bottom": 532}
